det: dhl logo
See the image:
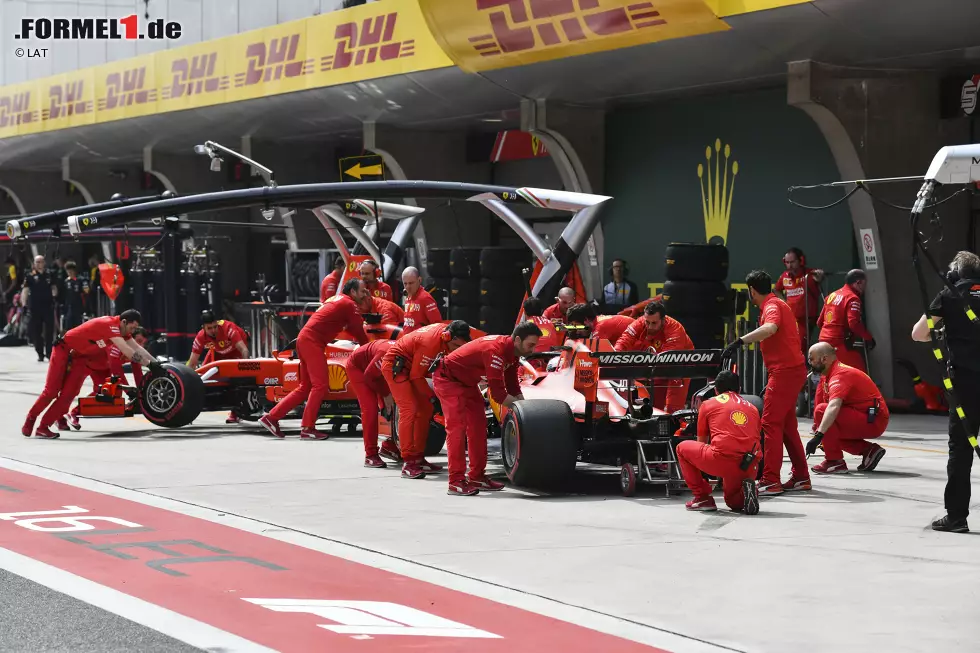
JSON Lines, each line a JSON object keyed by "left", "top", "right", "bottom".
{"left": 236, "top": 34, "right": 315, "bottom": 87}
{"left": 328, "top": 364, "right": 349, "bottom": 392}
{"left": 161, "top": 52, "right": 229, "bottom": 99}
{"left": 44, "top": 80, "right": 93, "bottom": 119}
{"left": 0, "top": 91, "right": 37, "bottom": 128}
{"left": 467, "top": 0, "right": 666, "bottom": 58}
{"left": 321, "top": 12, "right": 415, "bottom": 72}
{"left": 99, "top": 67, "right": 157, "bottom": 110}
{"left": 698, "top": 138, "right": 738, "bottom": 246}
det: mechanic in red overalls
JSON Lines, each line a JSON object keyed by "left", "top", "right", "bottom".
{"left": 401, "top": 266, "right": 442, "bottom": 334}
{"left": 542, "top": 287, "right": 576, "bottom": 323}
{"left": 614, "top": 301, "right": 695, "bottom": 413}
{"left": 806, "top": 342, "right": 889, "bottom": 475}
{"left": 360, "top": 295, "right": 405, "bottom": 326}
{"left": 724, "top": 271, "right": 811, "bottom": 495}
{"left": 564, "top": 303, "right": 633, "bottom": 344}
{"left": 618, "top": 296, "right": 662, "bottom": 319}
{"left": 259, "top": 279, "right": 370, "bottom": 440}
{"left": 347, "top": 339, "right": 396, "bottom": 469}
{"left": 360, "top": 260, "right": 393, "bottom": 301}
{"left": 676, "top": 371, "right": 761, "bottom": 514}
{"left": 65, "top": 327, "right": 150, "bottom": 430}
{"left": 817, "top": 269, "right": 874, "bottom": 372}
{"left": 774, "top": 247, "right": 824, "bottom": 354}
{"left": 23, "top": 310, "right": 159, "bottom": 439}
{"left": 186, "top": 310, "right": 251, "bottom": 424}
{"left": 433, "top": 322, "right": 541, "bottom": 496}
{"left": 319, "top": 256, "right": 345, "bottom": 302}
{"left": 381, "top": 320, "right": 473, "bottom": 478}
{"left": 521, "top": 297, "right": 562, "bottom": 354}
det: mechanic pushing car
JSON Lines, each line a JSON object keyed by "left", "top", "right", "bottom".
{"left": 432, "top": 321, "right": 541, "bottom": 496}
{"left": 320, "top": 255, "right": 345, "bottom": 302}
{"left": 401, "top": 266, "right": 443, "bottom": 333}
{"left": 615, "top": 301, "right": 694, "bottom": 413}
{"left": 65, "top": 326, "right": 151, "bottom": 431}
{"left": 360, "top": 259, "right": 393, "bottom": 301}
{"left": 347, "top": 338, "right": 397, "bottom": 469}
{"left": 817, "top": 269, "right": 874, "bottom": 372}
{"left": 258, "top": 279, "right": 370, "bottom": 440}
{"left": 806, "top": 342, "right": 889, "bottom": 475}
{"left": 565, "top": 303, "right": 633, "bottom": 344}
{"left": 724, "top": 270, "right": 811, "bottom": 496}
{"left": 774, "top": 247, "right": 824, "bottom": 354}
{"left": 23, "top": 309, "right": 161, "bottom": 439}
{"left": 186, "top": 310, "right": 251, "bottom": 424}
{"left": 676, "top": 371, "right": 761, "bottom": 515}
{"left": 542, "top": 287, "right": 576, "bottom": 323}
{"left": 521, "top": 297, "right": 562, "bottom": 354}
{"left": 381, "top": 320, "right": 473, "bottom": 478}
{"left": 359, "top": 294, "right": 404, "bottom": 326}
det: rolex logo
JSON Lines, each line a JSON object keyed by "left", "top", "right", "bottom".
{"left": 697, "top": 139, "right": 738, "bottom": 246}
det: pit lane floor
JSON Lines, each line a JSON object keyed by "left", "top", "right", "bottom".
{"left": 0, "top": 348, "right": 975, "bottom": 653}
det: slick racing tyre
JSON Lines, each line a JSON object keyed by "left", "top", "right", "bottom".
{"left": 479, "top": 276, "right": 525, "bottom": 307}
{"left": 479, "top": 247, "right": 528, "bottom": 281}
{"left": 665, "top": 243, "right": 729, "bottom": 282}
{"left": 426, "top": 248, "right": 451, "bottom": 279}
{"left": 425, "top": 420, "right": 447, "bottom": 457}
{"left": 662, "top": 281, "right": 729, "bottom": 317}
{"left": 449, "top": 247, "right": 482, "bottom": 279}
{"left": 449, "top": 305, "right": 480, "bottom": 326}
{"left": 138, "top": 363, "right": 205, "bottom": 428}
{"left": 502, "top": 399, "right": 578, "bottom": 489}
{"left": 450, "top": 277, "right": 482, "bottom": 307}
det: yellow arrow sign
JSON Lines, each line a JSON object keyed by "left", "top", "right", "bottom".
{"left": 345, "top": 162, "right": 383, "bottom": 180}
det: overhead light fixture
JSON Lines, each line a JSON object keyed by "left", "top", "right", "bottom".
{"left": 261, "top": 208, "right": 275, "bottom": 220}
{"left": 210, "top": 157, "right": 222, "bottom": 172}
{"left": 482, "top": 118, "right": 503, "bottom": 123}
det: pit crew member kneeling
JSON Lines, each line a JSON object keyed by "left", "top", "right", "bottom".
{"left": 615, "top": 301, "right": 694, "bottom": 413}
{"left": 676, "top": 371, "right": 760, "bottom": 514}
{"left": 187, "top": 310, "right": 250, "bottom": 424}
{"left": 806, "top": 342, "right": 889, "bottom": 475}
{"left": 433, "top": 321, "right": 540, "bottom": 496}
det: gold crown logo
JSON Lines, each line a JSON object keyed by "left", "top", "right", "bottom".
{"left": 697, "top": 139, "right": 738, "bottom": 246}
{"left": 730, "top": 410, "right": 748, "bottom": 426}
{"left": 328, "top": 364, "right": 349, "bottom": 392}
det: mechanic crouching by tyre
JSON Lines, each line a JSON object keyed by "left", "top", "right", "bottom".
{"left": 381, "top": 320, "right": 473, "bottom": 478}
{"left": 23, "top": 310, "right": 161, "bottom": 439}
{"left": 724, "top": 270, "right": 811, "bottom": 496}
{"left": 347, "top": 339, "right": 397, "bottom": 469}
{"left": 677, "top": 371, "right": 760, "bottom": 514}
{"left": 817, "top": 269, "right": 874, "bottom": 373}
{"left": 806, "top": 342, "right": 889, "bottom": 475}
{"left": 433, "top": 321, "right": 540, "bottom": 496}
{"left": 186, "top": 310, "right": 251, "bottom": 424}
{"left": 66, "top": 326, "right": 150, "bottom": 430}
{"left": 614, "top": 301, "right": 694, "bottom": 413}
{"left": 258, "top": 279, "right": 370, "bottom": 440}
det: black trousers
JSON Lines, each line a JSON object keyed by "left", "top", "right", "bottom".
{"left": 29, "top": 305, "right": 54, "bottom": 359}
{"left": 945, "top": 367, "right": 980, "bottom": 520}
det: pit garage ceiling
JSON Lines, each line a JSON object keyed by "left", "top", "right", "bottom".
{"left": 1, "top": 0, "right": 978, "bottom": 169}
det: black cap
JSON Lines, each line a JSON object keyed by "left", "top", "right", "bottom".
{"left": 447, "top": 320, "right": 471, "bottom": 341}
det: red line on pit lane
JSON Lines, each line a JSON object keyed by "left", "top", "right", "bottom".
{"left": 0, "top": 469, "right": 668, "bottom": 652}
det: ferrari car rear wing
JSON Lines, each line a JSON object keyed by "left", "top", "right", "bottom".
{"left": 591, "top": 349, "right": 724, "bottom": 380}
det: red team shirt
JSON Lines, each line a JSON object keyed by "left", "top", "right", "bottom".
{"left": 320, "top": 269, "right": 342, "bottom": 302}
{"left": 615, "top": 315, "right": 693, "bottom": 352}
{"left": 775, "top": 269, "right": 821, "bottom": 322}
{"left": 817, "top": 285, "right": 872, "bottom": 345}
{"left": 758, "top": 294, "right": 805, "bottom": 371}
{"left": 366, "top": 280, "right": 394, "bottom": 301}
{"left": 542, "top": 303, "right": 566, "bottom": 322}
{"left": 592, "top": 315, "right": 634, "bottom": 343}
{"left": 528, "top": 316, "right": 561, "bottom": 352}
{"left": 697, "top": 391, "right": 761, "bottom": 456}
{"left": 440, "top": 335, "right": 520, "bottom": 404}
{"left": 366, "top": 296, "right": 405, "bottom": 326}
{"left": 816, "top": 359, "right": 888, "bottom": 415}
{"left": 304, "top": 295, "right": 369, "bottom": 345}
{"left": 191, "top": 320, "right": 246, "bottom": 358}
{"left": 63, "top": 315, "right": 128, "bottom": 359}
{"left": 402, "top": 288, "right": 442, "bottom": 333}
{"left": 348, "top": 339, "right": 395, "bottom": 398}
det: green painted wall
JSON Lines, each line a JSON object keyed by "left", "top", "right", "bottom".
{"left": 604, "top": 87, "right": 856, "bottom": 297}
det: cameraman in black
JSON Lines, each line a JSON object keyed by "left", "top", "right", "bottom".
{"left": 912, "top": 251, "right": 980, "bottom": 533}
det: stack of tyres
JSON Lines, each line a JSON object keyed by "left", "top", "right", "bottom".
{"left": 478, "top": 247, "right": 529, "bottom": 334}
{"left": 425, "top": 248, "right": 452, "bottom": 314}
{"left": 448, "top": 247, "right": 482, "bottom": 327}
{"left": 662, "top": 244, "right": 730, "bottom": 350}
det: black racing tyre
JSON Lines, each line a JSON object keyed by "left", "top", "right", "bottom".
{"left": 138, "top": 363, "right": 205, "bottom": 428}
{"left": 479, "top": 277, "right": 525, "bottom": 307}
{"left": 743, "top": 394, "right": 763, "bottom": 418}
{"left": 662, "top": 281, "right": 729, "bottom": 317}
{"left": 426, "top": 248, "right": 451, "bottom": 278}
{"left": 450, "top": 277, "right": 481, "bottom": 307}
{"left": 425, "top": 420, "right": 447, "bottom": 457}
{"left": 502, "top": 399, "right": 578, "bottom": 489}
{"left": 450, "top": 247, "right": 482, "bottom": 279}
{"left": 479, "top": 305, "right": 516, "bottom": 334}
{"left": 449, "top": 305, "right": 480, "bottom": 325}
{"left": 672, "top": 315, "right": 725, "bottom": 337}
{"left": 665, "top": 243, "right": 729, "bottom": 282}
{"left": 427, "top": 276, "right": 452, "bottom": 292}
{"left": 480, "top": 247, "right": 530, "bottom": 280}
{"left": 687, "top": 330, "right": 725, "bottom": 350}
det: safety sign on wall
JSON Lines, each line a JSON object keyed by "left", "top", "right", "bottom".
{"left": 340, "top": 154, "right": 385, "bottom": 182}
{"left": 860, "top": 228, "right": 879, "bottom": 270}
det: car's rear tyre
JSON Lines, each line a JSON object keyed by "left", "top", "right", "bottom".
{"left": 450, "top": 247, "right": 481, "bottom": 279}
{"left": 138, "top": 363, "right": 204, "bottom": 428}
{"left": 620, "top": 464, "right": 637, "bottom": 497}
{"left": 665, "top": 243, "right": 729, "bottom": 282}
{"left": 426, "top": 248, "right": 451, "bottom": 279}
{"left": 501, "top": 400, "right": 578, "bottom": 489}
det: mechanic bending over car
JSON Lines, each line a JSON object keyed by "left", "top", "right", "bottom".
{"left": 676, "top": 371, "right": 761, "bottom": 514}
{"left": 564, "top": 303, "right": 633, "bottom": 344}
{"left": 401, "top": 266, "right": 443, "bottom": 333}
{"left": 360, "top": 259, "right": 393, "bottom": 301}
{"left": 23, "top": 309, "right": 162, "bottom": 439}
{"left": 65, "top": 326, "right": 150, "bottom": 431}
{"left": 259, "top": 279, "right": 370, "bottom": 440}
{"left": 724, "top": 270, "right": 812, "bottom": 496}
{"left": 521, "top": 297, "right": 562, "bottom": 354}
{"left": 615, "top": 301, "right": 695, "bottom": 414}
{"left": 381, "top": 320, "right": 473, "bottom": 478}
{"left": 542, "top": 287, "right": 576, "bottom": 323}
{"left": 806, "top": 342, "right": 889, "bottom": 475}
{"left": 359, "top": 294, "right": 404, "bottom": 326}
{"left": 432, "top": 321, "right": 541, "bottom": 496}
{"left": 186, "top": 310, "right": 251, "bottom": 424}
{"left": 320, "top": 255, "right": 345, "bottom": 302}
{"left": 347, "top": 338, "right": 397, "bottom": 469}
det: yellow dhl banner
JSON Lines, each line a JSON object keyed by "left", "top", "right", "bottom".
{"left": 0, "top": 0, "right": 453, "bottom": 139}
{"left": 417, "top": 0, "right": 731, "bottom": 73}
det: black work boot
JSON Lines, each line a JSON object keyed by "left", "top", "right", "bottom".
{"left": 932, "top": 515, "right": 969, "bottom": 533}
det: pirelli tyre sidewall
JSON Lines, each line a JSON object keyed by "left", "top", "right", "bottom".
{"left": 138, "top": 363, "right": 205, "bottom": 428}
{"left": 664, "top": 243, "right": 729, "bottom": 282}
{"left": 425, "top": 420, "right": 447, "bottom": 457}
{"left": 502, "top": 399, "right": 578, "bottom": 489}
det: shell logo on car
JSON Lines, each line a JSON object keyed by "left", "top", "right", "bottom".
{"left": 328, "top": 364, "right": 349, "bottom": 392}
